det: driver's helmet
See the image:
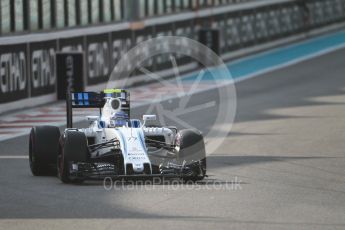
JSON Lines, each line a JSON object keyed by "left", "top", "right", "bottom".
{"left": 109, "top": 111, "right": 129, "bottom": 127}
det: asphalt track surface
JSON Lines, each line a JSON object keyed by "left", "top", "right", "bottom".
{"left": 1, "top": 48, "right": 345, "bottom": 230}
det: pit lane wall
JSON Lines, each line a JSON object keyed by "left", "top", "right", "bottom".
{"left": 1, "top": 0, "right": 345, "bottom": 113}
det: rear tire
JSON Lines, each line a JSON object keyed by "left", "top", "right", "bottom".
{"left": 29, "top": 126, "right": 60, "bottom": 176}
{"left": 57, "top": 131, "right": 88, "bottom": 183}
{"left": 175, "top": 129, "right": 206, "bottom": 181}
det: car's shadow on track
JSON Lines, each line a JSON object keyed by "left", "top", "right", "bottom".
{"left": 206, "top": 155, "right": 333, "bottom": 169}
{"left": 70, "top": 177, "right": 246, "bottom": 186}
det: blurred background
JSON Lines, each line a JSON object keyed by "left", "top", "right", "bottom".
{"left": 0, "top": 0, "right": 344, "bottom": 112}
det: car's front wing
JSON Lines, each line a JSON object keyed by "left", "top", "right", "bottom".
{"left": 68, "top": 160, "right": 204, "bottom": 181}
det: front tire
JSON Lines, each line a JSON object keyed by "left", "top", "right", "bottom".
{"left": 29, "top": 126, "right": 60, "bottom": 176}
{"left": 58, "top": 131, "right": 88, "bottom": 183}
{"left": 175, "top": 129, "right": 207, "bottom": 181}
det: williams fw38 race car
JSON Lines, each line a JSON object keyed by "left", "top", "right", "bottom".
{"left": 29, "top": 89, "right": 206, "bottom": 183}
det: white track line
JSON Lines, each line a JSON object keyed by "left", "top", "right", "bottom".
{"left": 0, "top": 156, "right": 29, "bottom": 159}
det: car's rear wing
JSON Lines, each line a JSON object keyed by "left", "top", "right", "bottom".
{"left": 66, "top": 92, "right": 105, "bottom": 128}
{"left": 66, "top": 89, "right": 129, "bottom": 128}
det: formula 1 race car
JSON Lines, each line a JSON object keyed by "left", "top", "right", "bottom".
{"left": 29, "top": 89, "right": 206, "bottom": 183}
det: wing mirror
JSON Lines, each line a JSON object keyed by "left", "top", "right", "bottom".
{"left": 86, "top": 116, "right": 98, "bottom": 122}
{"left": 142, "top": 115, "right": 156, "bottom": 127}
{"left": 143, "top": 115, "right": 156, "bottom": 121}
